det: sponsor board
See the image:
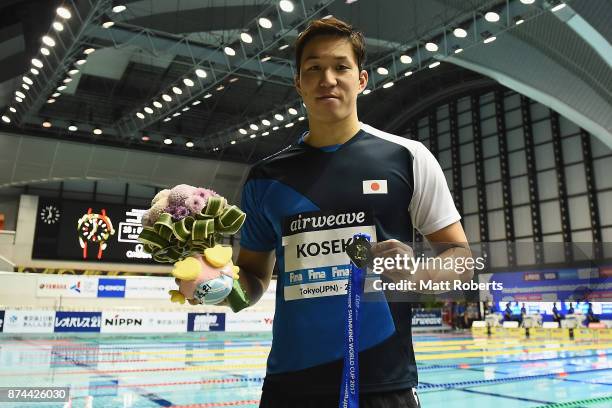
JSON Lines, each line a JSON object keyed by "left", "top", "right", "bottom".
{"left": 97, "top": 278, "right": 126, "bottom": 298}
{"left": 187, "top": 313, "right": 226, "bottom": 332}
{"left": 411, "top": 309, "right": 443, "bottom": 327}
{"left": 2, "top": 310, "right": 55, "bottom": 333}
{"left": 225, "top": 311, "right": 273, "bottom": 332}
{"left": 124, "top": 277, "right": 174, "bottom": 299}
{"left": 54, "top": 311, "right": 102, "bottom": 332}
{"left": 37, "top": 275, "right": 98, "bottom": 298}
{"left": 101, "top": 311, "right": 187, "bottom": 333}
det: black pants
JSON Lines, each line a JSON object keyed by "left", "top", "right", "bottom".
{"left": 260, "top": 387, "right": 422, "bottom": 408}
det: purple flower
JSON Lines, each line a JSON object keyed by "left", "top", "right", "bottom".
{"left": 172, "top": 205, "right": 190, "bottom": 220}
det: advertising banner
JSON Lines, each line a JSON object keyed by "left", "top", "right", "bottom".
{"left": 101, "top": 311, "right": 187, "bottom": 333}
{"left": 2, "top": 310, "right": 55, "bottom": 333}
{"left": 124, "top": 277, "right": 174, "bottom": 299}
{"left": 411, "top": 309, "right": 443, "bottom": 327}
{"left": 37, "top": 275, "right": 98, "bottom": 298}
{"left": 97, "top": 278, "right": 126, "bottom": 298}
{"left": 54, "top": 311, "right": 102, "bottom": 332}
{"left": 187, "top": 313, "right": 226, "bottom": 332}
{"left": 225, "top": 311, "right": 274, "bottom": 332}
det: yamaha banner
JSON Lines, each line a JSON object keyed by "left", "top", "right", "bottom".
{"left": 54, "top": 311, "right": 102, "bottom": 333}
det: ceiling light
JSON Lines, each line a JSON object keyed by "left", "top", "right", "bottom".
{"left": 239, "top": 128, "right": 247, "bottom": 135}
{"left": 84, "top": 48, "right": 95, "bottom": 55}
{"left": 274, "top": 113, "right": 284, "bottom": 121}
{"left": 404, "top": 70, "right": 413, "bottom": 76}
{"left": 9, "top": 107, "right": 16, "bottom": 113}
{"left": 515, "top": 18, "right": 525, "bottom": 25}
{"left": 483, "top": 36, "right": 496, "bottom": 43}
{"left": 183, "top": 78, "right": 194, "bottom": 87}
{"left": 272, "top": 126, "right": 279, "bottom": 130}
{"left": 520, "top": 0, "right": 535, "bottom": 3}
{"left": 297, "top": 116, "right": 305, "bottom": 121}
{"left": 259, "top": 17, "right": 272, "bottom": 29}
{"left": 322, "top": 14, "right": 333, "bottom": 19}
{"left": 400, "top": 55, "right": 412, "bottom": 64}
{"left": 240, "top": 32, "right": 253, "bottom": 43}
{"left": 454, "top": 48, "right": 463, "bottom": 54}
{"left": 164, "top": 138, "right": 172, "bottom": 145}
{"left": 42, "top": 121, "right": 52, "bottom": 128}
{"left": 93, "top": 128, "right": 103, "bottom": 135}
{"left": 136, "top": 112, "right": 145, "bottom": 119}
{"left": 186, "top": 141, "right": 194, "bottom": 148}
{"left": 15, "top": 91, "right": 26, "bottom": 99}
{"left": 224, "top": 46, "right": 236, "bottom": 56}
{"left": 216, "top": 85, "right": 224, "bottom": 91}
{"left": 279, "top": 44, "right": 289, "bottom": 50}
{"left": 57, "top": 85, "right": 66, "bottom": 91}
{"left": 250, "top": 134, "right": 256, "bottom": 139}
{"left": 163, "top": 117, "right": 171, "bottom": 122}
{"left": 229, "top": 77, "right": 239, "bottom": 83}
{"left": 425, "top": 42, "right": 438, "bottom": 52}
{"left": 153, "top": 101, "right": 162, "bottom": 108}
{"left": 204, "top": 93, "right": 212, "bottom": 98}
{"left": 230, "top": 140, "right": 236, "bottom": 145}
{"left": 285, "top": 122, "right": 294, "bottom": 128}
{"left": 429, "top": 61, "right": 441, "bottom": 68}
{"left": 56, "top": 7, "right": 71, "bottom": 19}
{"left": 250, "top": 124, "right": 259, "bottom": 131}
{"left": 262, "top": 131, "right": 269, "bottom": 136}
{"left": 47, "top": 98, "right": 56, "bottom": 104}
{"left": 182, "top": 107, "right": 190, "bottom": 112}
{"left": 112, "top": 5, "right": 127, "bottom": 13}
{"left": 22, "top": 84, "right": 30, "bottom": 90}
{"left": 31, "top": 68, "right": 39, "bottom": 75}
{"left": 42, "top": 36, "right": 56, "bottom": 47}
{"left": 192, "top": 100, "right": 201, "bottom": 106}
{"left": 485, "top": 12, "right": 500, "bottom": 22}
{"left": 52, "top": 92, "right": 60, "bottom": 97}
{"left": 102, "top": 21, "right": 115, "bottom": 28}
{"left": 162, "top": 94, "right": 172, "bottom": 102}
{"left": 552, "top": 3, "right": 566, "bottom": 12}
{"left": 32, "top": 58, "right": 43, "bottom": 68}
{"left": 76, "top": 59, "right": 86, "bottom": 65}
{"left": 262, "top": 119, "right": 271, "bottom": 126}
{"left": 453, "top": 28, "right": 467, "bottom": 38}
{"left": 362, "top": 89, "right": 371, "bottom": 95}
{"left": 63, "top": 77, "right": 72, "bottom": 83}
{"left": 1, "top": 115, "right": 10, "bottom": 124}
{"left": 144, "top": 107, "right": 154, "bottom": 114}
{"left": 15, "top": 97, "right": 23, "bottom": 103}
{"left": 172, "top": 86, "right": 182, "bottom": 95}
{"left": 41, "top": 47, "right": 50, "bottom": 56}
{"left": 68, "top": 125, "right": 78, "bottom": 132}
{"left": 261, "top": 56, "right": 271, "bottom": 62}
{"left": 68, "top": 69, "right": 79, "bottom": 75}
{"left": 279, "top": 0, "right": 294, "bottom": 13}
{"left": 141, "top": 135, "right": 150, "bottom": 141}
{"left": 195, "top": 69, "right": 207, "bottom": 78}
{"left": 376, "top": 67, "right": 388, "bottom": 75}
{"left": 172, "top": 112, "right": 181, "bottom": 117}
{"left": 382, "top": 81, "right": 394, "bottom": 88}
{"left": 288, "top": 108, "right": 298, "bottom": 115}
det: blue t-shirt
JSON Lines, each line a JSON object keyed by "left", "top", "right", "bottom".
{"left": 240, "top": 123, "right": 460, "bottom": 395}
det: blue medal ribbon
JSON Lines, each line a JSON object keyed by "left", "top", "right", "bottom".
{"left": 339, "top": 234, "right": 368, "bottom": 408}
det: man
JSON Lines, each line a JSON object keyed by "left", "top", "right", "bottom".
{"left": 234, "top": 17, "right": 470, "bottom": 407}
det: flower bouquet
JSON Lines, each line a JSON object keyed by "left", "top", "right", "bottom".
{"left": 138, "top": 184, "right": 249, "bottom": 312}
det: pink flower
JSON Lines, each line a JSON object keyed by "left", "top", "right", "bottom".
{"left": 186, "top": 195, "right": 206, "bottom": 214}
{"left": 168, "top": 184, "right": 197, "bottom": 205}
{"left": 195, "top": 188, "right": 218, "bottom": 200}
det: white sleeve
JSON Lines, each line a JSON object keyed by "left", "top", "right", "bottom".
{"left": 409, "top": 142, "right": 461, "bottom": 236}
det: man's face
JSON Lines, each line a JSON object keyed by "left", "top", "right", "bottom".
{"left": 295, "top": 36, "right": 368, "bottom": 124}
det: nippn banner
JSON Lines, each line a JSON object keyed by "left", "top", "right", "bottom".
{"left": 37, "top": 275, "right": 98, "bottom": 298}
{"left": 101, "top": 311, "right": 187, "bottom": 333}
